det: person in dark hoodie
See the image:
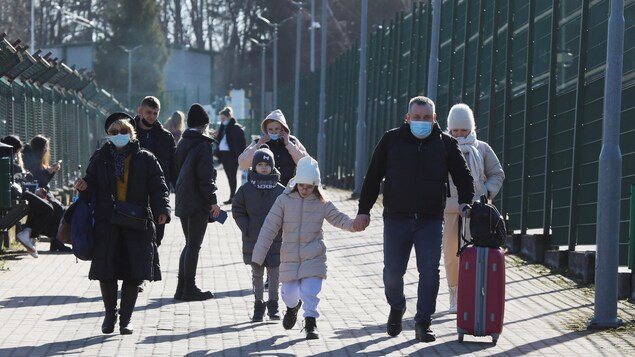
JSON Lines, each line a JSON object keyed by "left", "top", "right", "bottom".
{"left": 173, "top": 103, "right": 222, "bottom": 301}
{"left": 352, "top": 96, "right": 474, "bottom": 343}
{"left": 232, "top": 144, "right": 284, "bottom": 322}
{"left": 214, "top": 106, "right": 246, "bottom": 204}
{"left": 74, "top": 112, "right": 170, "bottom": 335}
{"left": 134, "top": 96, "right": 176, "bottom": 248}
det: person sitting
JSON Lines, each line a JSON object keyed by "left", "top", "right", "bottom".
{"left": 15, "top": 135, "right": 70, "bottom": 257}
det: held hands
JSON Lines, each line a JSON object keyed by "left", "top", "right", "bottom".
{"left": 210, "top": 204, "right": 221, "bottom": 218}
{"left": 459, "top": 203, "right": 472, "bottom": 218}
{"left": 74, "top": 178, "right": 88, "bottom": 191}
{"left": 353, "top": 214, "right": 370, "bottom": 232}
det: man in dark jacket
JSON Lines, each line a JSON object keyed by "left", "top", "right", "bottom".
{"left": 134, "top": 96, "right": 176, "bottom": 248}
{"left": 353, "top": 96, "right": 474, "bottom": 343}
{"left": 173, "top": 103, "right": 221, "bottom": 301}
{"left": 215, "top": 106, "right": 246, "bottom": 204}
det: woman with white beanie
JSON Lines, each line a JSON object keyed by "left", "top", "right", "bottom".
{"left": 442, "top": 103, "right": 505, "bottom": 314}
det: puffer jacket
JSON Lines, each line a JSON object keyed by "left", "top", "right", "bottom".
{"left": 232, "top": 169, "right": 285, "bottom": 266}
{"left": 446, "top": 140, "right": 505, "bottom": 213}
{"left": 252, "top": 186, "right": 355, "bottom": 283}
{"left": 174, "top": 129, "right": 218, "bottom": 217}
{"left": 81, "top": 140, "right": 170, "bottom": 281}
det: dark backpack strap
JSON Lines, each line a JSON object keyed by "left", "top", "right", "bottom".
{"left": 457, "top": 216, "right": 470, "bottom": 256}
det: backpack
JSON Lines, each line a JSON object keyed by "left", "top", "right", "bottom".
{"left": 466, "top": 195, "right": 507, "bottom": 249}
{"left": 70, "top": 195, "right": 95, "bottom": 261}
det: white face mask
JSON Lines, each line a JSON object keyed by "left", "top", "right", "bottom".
{"left": 109, "top": 134, "right": 130, "bottom": 148}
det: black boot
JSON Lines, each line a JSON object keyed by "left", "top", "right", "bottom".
{"left": 303, "top": 317, "right": 319, "bottom": 340}
{"left": 282, "top": 300, "right": 302, "bottom": 330}
{"left": 252, "top": 300, "right": 266, "bottom": 322}
{"left": 174, "top": 276, "right": 184, "bottom": 301}
{"left": 414, "top": 321, "right": 436, "bottom": 342}
{"left": 119, "top": 283, "right": 139, "bottom": 335}
{"left": 266, "top": 300, "right": 280, "bottom": 320}
{"left": 99, "top": 281, "right": 118, "bottom": 334}
{"left": 181, "top": 278, "right": 214, "bottom": 301}
{"left": 387, "top": 306, "right": 406, "bottom": 337}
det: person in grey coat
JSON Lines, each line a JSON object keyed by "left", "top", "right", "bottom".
{"left": 173, "top": 103, "right": 222, "bottom": 301}
{"left": 232, "top": 144, "right": 284, "bottom": 322}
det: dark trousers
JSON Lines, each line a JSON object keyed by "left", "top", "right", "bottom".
{"left": 23, "top": 191, "right": 65, "bottom": 248}
{"left": 218, "top": 151, "right": 238, "bottom": 198}
{"left": 178, "top": 211, "right": 209, "bottom": 279}
{"left": 383, "top": 217, "right": 443, "bottom": 324}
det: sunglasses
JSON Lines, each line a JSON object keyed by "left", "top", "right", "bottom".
{"left": 108, "top": 128, "right": 130, "bottom": 135}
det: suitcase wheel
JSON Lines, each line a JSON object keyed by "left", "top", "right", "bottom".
{"left": 492, "top": 334, "right": 499, "bottom": 345}
{"left": 458, "top": 333, "right": 464, "bottom": 343}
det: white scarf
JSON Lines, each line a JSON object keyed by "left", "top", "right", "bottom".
{"left": 456, "top": 131, "right": 486, "bottom": 198}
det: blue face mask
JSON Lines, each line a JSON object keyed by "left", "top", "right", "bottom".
{"left": 268, "top": 133, "right": 280, "bottom": 141}
{"left": 410, "top": 121, "right": 433, "bottom": 139}
{"left": 110, "top": 134, "right": 130, "bottom": 148}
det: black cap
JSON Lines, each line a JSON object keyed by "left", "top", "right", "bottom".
{"left": 187, "top": 103, "right": 210, "bottom": 128}
{"left": 104, "top": 112, "right": 135, "bottom": 134}
{"left": 1, "top": 135, "right": 23, "bottom": 152}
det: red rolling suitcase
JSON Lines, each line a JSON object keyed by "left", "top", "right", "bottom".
{"left": 456, "top": 245, "right": 505, "bottom": 344}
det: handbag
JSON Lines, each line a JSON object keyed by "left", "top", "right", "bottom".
{"left": 111, "top": 200, "right": 148, "bottom": 231}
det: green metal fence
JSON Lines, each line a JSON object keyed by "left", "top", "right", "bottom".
{"left": 0, "top": 35, "right": 126, "bottom": 191}
{"left": 278, "top": 0, "right": 635, "bottom": 264}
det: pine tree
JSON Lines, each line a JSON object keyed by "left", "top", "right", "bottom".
{"left": 93, "top": 0, "right": 168, "bottom": 107}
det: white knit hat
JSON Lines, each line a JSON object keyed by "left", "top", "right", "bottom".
{"left": 261, "top": 109, "right": 290, "bottom": 133}
{"left": 292, "top": 156, "right": 321, "bottom": 186}
{"left": 447, "top": 103, "right": 475, "bottom": 131}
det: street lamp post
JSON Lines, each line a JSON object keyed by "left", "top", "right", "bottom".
{"left": 292, "top": 1, "right": 304, "bottom": 135}
{"left": 258, "top": 14, "right": 293, "bottom": 109}
{"left": 118, "top": 45, "right": 142, "bottom": 109}
{"left": 249, "top": 38, "right": 272, "bottom": 123}
{"left": 317, "top": 0, "right": 327, "bottom": 178}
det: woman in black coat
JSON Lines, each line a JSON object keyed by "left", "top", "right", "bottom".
{"left": 173, "top": 103, "right": 221, "bottom": 301}
{"left": 75, "top": 112, "right": 170, "bottom": 335}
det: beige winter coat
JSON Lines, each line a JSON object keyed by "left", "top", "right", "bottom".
{"left": 252, "top": 187, "right": 355, "bottom": 283}
{"left": 446, "top": 140, "right": 504, "bottom": 213}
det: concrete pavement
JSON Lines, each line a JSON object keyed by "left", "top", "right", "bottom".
{"left": 1, "top": 168, "right": 634, "bottom": 356}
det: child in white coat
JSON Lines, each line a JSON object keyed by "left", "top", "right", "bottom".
{"left": 251, "top": 156, "right": 361, "bottom": 340}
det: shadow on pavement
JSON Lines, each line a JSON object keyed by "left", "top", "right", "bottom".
{"left": 139, "top": 321, "right": 263, "bottom": 344}
{"left": 0, "top": 295, "right": 101, "bottom": 308}
{"left": 0, "top": 335, "right": 115, "bottom": 356}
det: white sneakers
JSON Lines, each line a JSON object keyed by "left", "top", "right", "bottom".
{"left": 448, "top": 286, "right": 457, "bottom": 314}
{"left": 16, "top": 227, "right": 38, "bottom": 258}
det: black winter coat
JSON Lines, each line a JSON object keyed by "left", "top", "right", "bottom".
{"left": 358, "top": 122, "right": 474, "bottom": 219}
{"left": 216, "top": 118, "right": 247, "bottom": 160}
{"left": 174, "top": 129, "right": 218, "bottom": 217}
{"left": 134, "top": 116, "right": 177, "bottom": 187}
{"left": 232, "top": 169, "right": 284, "bottom": 267}
{"left": 81, "top": 141, "right": 170, "bottom": 281}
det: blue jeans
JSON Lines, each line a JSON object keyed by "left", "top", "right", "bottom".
{"left": 383, "top": 217, "right": 443, "bottom": 323}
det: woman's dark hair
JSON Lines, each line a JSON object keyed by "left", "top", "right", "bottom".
{"left": 1, "top": 135, "right": 23, "bottom": 152}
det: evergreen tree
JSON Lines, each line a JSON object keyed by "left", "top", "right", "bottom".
{"left": 93, "top": 0, "right": 168, "bottom": 107}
